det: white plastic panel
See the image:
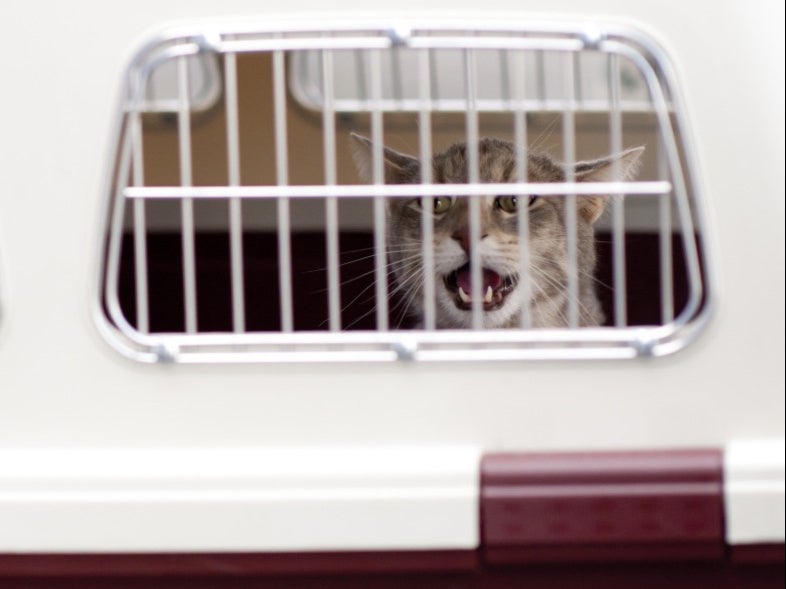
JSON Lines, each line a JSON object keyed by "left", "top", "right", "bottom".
{"left": 0, "top": 0, "right": 782, "bottom": 559}
{"left": 0, "top": 447, "right": 480, "bottom": 552}
{"left": 143, "top": 52, "right": 222, "bottom": 113}
{"left": 724, "top": 439, "right": 786, "bottom": 545}
{"left": 289, "top": 47, "right": 653, "bottom": 113}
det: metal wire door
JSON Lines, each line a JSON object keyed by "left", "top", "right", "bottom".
{"left": 98, "top": 19, "right": 711, "bottom": 363}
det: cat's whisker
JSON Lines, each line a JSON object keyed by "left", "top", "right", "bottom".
{"left": 309, "top": 254, "right": 422, "bottom": 292}
{"left": 341, "top": 271, "right": 424, "bottom": 330}
{"left": 529, "top": 265, "right": 596, "bottom": 322}
{"left": 387, "top": 269, "right": 428, "bottom": 325}
{"left": 304, "top": 246, "right": 422, "bottom": 275}
{"left": 341, "top": 303, "right": 380, "bottom": 330}
{"left": 321, "top": 275, "right": 396, "bottom": 329}
{"left": 529, "top": 114, "right": 560, "bottom": 152}
{"left": 341, "top": 240, "right": 424, "bottom": 254}
{"left": 339, "top": 242, "right": 427, "bottom": 256}
{"left": 313, "top": 256, "right": 423, "bottom": 299}
{"left": 389, "top": 265, "right": 426, "bottom": 296}
{"left": 312, "top": 267, "right": 399, "bottom": 296}
{"left": 312, "top": 248, "right": 420, "bottom": 274}
{"left": 499, "top": 247, "right": 614, "bottom": 294}
{"left": 527, "top": 275, "right": 570, "bottom": 327}
{"left": 575, "top": 269, "right": 613, "bottom": 292}
{"left": 347, "top": 256, "right": 422, "bottom": 281}
{"left": 334, "top": 256, "right": 420, "bottom": 327}
{"left": 529, "top": 253, "right": 614, "bottom": 292}
{"left": 393, "top": 277, "right": 425, "bottom": 329}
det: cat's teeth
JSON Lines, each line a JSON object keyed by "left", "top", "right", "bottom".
{"left": 458, "top": 286, "right": 494, "bottom": 304}
{"left": 484, "top": 285, "right": 493, "bottom": 304}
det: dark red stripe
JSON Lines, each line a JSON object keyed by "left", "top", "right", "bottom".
{"left": 482, "top": 449, "right": 725, "bottom": 563}
{"left": 0, "top": 550, "right": 477, "bottom": 577}
{"left": 730, "top": 544, "right": 786, "bottom": 564}
{"left": 1, "top": 558, "right": 784, "bottom": 589}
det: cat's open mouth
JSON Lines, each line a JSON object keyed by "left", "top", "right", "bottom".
{"left": 443, "top": 263, "right": 517, "bottom": 311}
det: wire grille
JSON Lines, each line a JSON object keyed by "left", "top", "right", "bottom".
{"left": 98, "top": 20, "right": 711, "bottom": 363}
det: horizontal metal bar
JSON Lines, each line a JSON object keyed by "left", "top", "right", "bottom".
{"left": 131, "top": 98, "right": 664, "bottom": 116}
{"left": 114, "top": 323, "right": 672, "bottom": 349}
{"left": 105, "top": 302, "right": 694, "bottom": 363}
{"left": 164, "top": 32, "right": 584, "bottom": 57}
{"left": 126, "top": 341, "right": 644, "bottom": 364}
{"left": 405, "top": 37, "right": 583, "bottom": 51}
{"left": 125, "top": 181, "right": 672, "bottom": 200}
{"left": 416, "top": 346, "right": 639, "bottom": 362}
{"left": 171, "top": 346, "right": 639, "bottom": 364}
{"left": 217, "top": 37, "right": 391, "bottom": 53}
{"left": 291, "top": 98, "right": 662, "bottom": 115}
{"left": 150, "top": 17, "right": 612, "bottom": 45}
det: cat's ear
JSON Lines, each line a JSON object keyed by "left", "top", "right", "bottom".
{"left": 350, "top": 132, "right": 420, "bottom": 184}
{"left": 574, "top": 146, "right": 645, "bottom": 223}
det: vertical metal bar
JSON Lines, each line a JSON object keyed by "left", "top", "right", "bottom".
{"left": 131, "top": 111, "right": 149, "bottom": 333}
{"left": 498, "top": 50, "right": 511, "bottom": 102}
{"left": 659, "top": 135, "right": 674, "bottom": 323}
{"left": 322, "top": 49, "right": 341, "bottom": 331}
{"left": 419, "top": 49, "right": 436, "bottom": 330}
{"left": 512, "top": 50, "right": 532, "bottom": 329}
{"left": 105, "top": 131, "right": 136, "bottom": 332}
{"left": 354, "top": 50, "right": 367, "bottom": 103}
{"left": 391, "top": 48, "right": 404, "bottom": 107}
{"left": 537, "top": 51, "right": 547, "bottom": 105}
{"left": 177, "top": 56, "right": 198, "bottom": 334}
{"left": 608, "top": 53, "right": 627, "bottom": 327}
{"left": 562, "top": 52, "right": 579, "bottom": 328}
{"left": 429, "top": 50, "right": 440, "bottom": 105}
{"left": 224, "top": 52, "right": 246, "bottom": 333}
{"left": 573, "top": 51, "right": 583, "bottom": 107}
{"left": 273, "top": 49, "right": 294, "bottom": 333}
{"left": 464, "top": 49, "right": 483, "bottom": 330}
{"left": 369, "top": 49, "right": 388, "bottom": 331}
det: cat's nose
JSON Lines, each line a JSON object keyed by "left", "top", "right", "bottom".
{"left": 452, "top": 228, "right": 487, "bottom": 252}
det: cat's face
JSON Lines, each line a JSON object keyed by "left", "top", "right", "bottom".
{"left": 352, "top": 134, "right": 643, "bottom": 328}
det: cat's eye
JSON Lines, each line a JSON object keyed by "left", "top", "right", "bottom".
{"left": 432, "top": 197, "right": 452, "bottom": 214}
{"left": 495, "top": 195, "right": 538, "bottom": 213}
{"left": 495, "top": 196, "right": 518, "bottom": 213}
{"left": 415, "top": 197, "right": 453, "bottom": 214}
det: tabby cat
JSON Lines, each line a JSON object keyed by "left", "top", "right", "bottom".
{"left": 351, "top": 133, "right": 643, "bottom": 328}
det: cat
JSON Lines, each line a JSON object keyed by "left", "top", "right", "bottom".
{"left": 351, "top": 133, "right": 643, "bottom": 329}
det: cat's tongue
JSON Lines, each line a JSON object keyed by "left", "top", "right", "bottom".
{"left": 456, "top": 266, "right": 502, "bottom": 294}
